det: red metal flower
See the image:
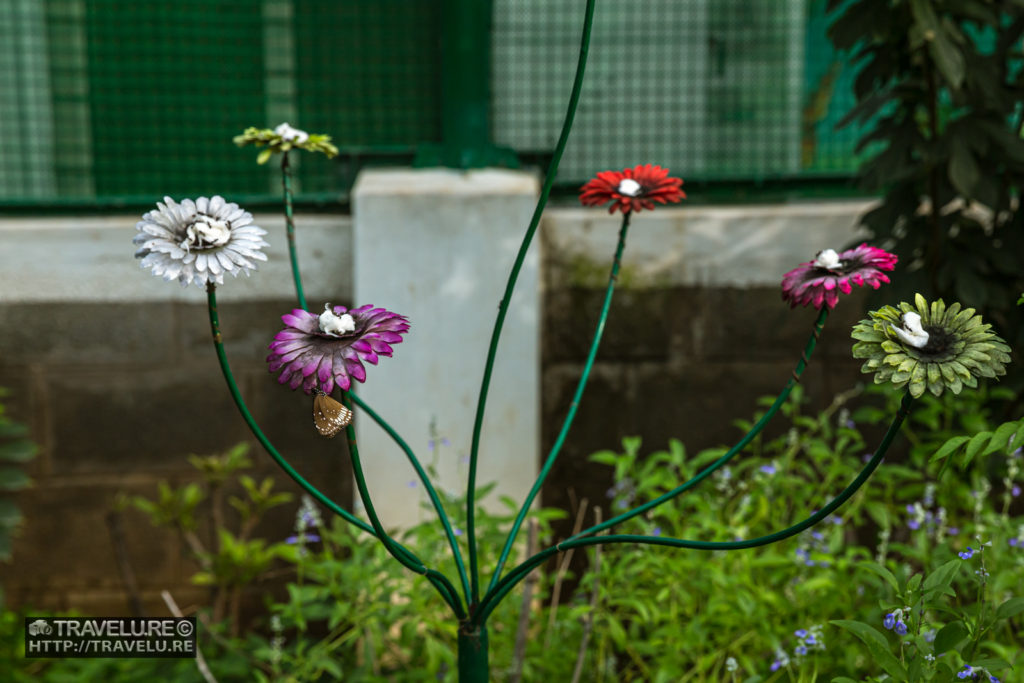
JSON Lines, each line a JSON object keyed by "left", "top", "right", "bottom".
{"left": 579, "top": 164, "right": 685, "bottom": 214}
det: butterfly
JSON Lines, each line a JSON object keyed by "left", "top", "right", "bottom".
{"left": 312, "top": 388, "right": 352, "bottom": 438}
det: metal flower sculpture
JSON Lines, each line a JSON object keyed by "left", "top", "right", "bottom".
{"left": 133, "top": 1, "right": 1011, "bottom": 679}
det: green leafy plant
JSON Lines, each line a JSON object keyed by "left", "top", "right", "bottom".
{"left": 0, "top": 388, "right": 37, "bottom": 562}
{"left": 828, "top": 0, "right": 1024, "bottom": 348}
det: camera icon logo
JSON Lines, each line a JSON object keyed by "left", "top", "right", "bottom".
{"left": 28, "top": 619, "right": 52, "bottom": 636}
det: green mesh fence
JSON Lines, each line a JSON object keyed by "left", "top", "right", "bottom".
{"left": 1, "top": 0, "right": 864, "bottom": 207}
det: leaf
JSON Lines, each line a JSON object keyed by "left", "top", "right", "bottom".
{"left": 995, "top": 596, "right": 1024, "bottom": 620}
{"left": 909, "top": 0, "right": 964, "bottom": 88}
{"left": 949, "top": 137, "right": 980, "bottom": 196}
{"left": 933, "top": 620, "right": 967, "bottom": 655}
{"left": 0, "top": 439, "right": 37, "bottom": 463}
{"left": 0, "top": 467, "right": 31, "bottom": 491}
{"left": 256, "top": 148, "right": 274, "bottom": 165}
{"left": 859, "top": 561, "right": 900, "bottom": 592}
{"left": 962, "top": 431, "right": 993, "bottom": 467}
{"left": 831, "top": 620, "right": 908, "bottom": 680}
{"left": 922, "top": 559, "right": 961, "bottom": 594}
{"left": 986, "top": 421, "right": 1020, "bottom": 455}
{"left": 929, "top": 435, "right": 969, "bottom": 462}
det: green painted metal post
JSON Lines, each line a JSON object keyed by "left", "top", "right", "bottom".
{"left": 457, "top": 625, "right": 489, "bottom": 682}
{"left": 415, "top": 0, "right": 517, "bottom": 168}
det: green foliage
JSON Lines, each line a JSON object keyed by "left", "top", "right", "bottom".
{"left": 3, "top": 388, "right": 1022, "bottom": 681}
{"left": 828, "top": 0, "right": 1024, "bottom": 348}
{"left": 0, "top": 388, "right": 37, "bottom": 562}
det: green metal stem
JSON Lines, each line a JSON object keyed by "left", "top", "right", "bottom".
{"left": 340, "top": 392, "right": 466, "bottom": 619}
{"left": 457, "top": 625, "right": 489, "bottom": 683}
{"left": 568, "top": 306, "right": 829, "bottom": 543}
{"left": 475, "top": 392, "right": 915, "bottom": 625}
{"left": 487, "top": 211, "right": 631, "bottom": 595}
{"left": 281, "top": 151, "right": 307, "bottom": 310}
{"left": 205, "top": 284, "right": 464, "bottom": 618}
{"left": 347, "top": 392, "right": 471, "bottom": 603}
{"left": 465, "top": 0, "right": 597, "bottom": 608}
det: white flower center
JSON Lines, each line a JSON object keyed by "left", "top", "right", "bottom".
{"left": 814, "top": 248, "right": 841, "bottom": 270}
{"left": 180, "top": 215, "right": 231, "bottom": 251}
{"left": 617, "top": 178, "right": 642, "bottom": 197}
{"left": 275, "top": 122, "right": 309, "bottom": 144}
{"left": 319, "top": 304, "right": 356, "bottom": 337}
{"left": 891, "top": 312, "right": 930, "bottom": 348}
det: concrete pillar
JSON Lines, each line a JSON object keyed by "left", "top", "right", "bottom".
{"left": 352, "top": 168, "right": 540, "bottom": 527}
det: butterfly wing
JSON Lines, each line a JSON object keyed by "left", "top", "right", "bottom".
{"left": 313, "top": 392, "right": 353, "bottom": 438}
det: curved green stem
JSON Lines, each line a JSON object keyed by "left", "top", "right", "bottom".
{"left": 568, "top": 306, "right": 829, "bottom": 543}
{"left": 340, "top": 393, "right": 466, "bottom": 619}
{"left": 281, "top": 151, "right": 307, "bottom": 310}
{"left": 475, "top": 392, "right": 914, "bottom": 625}
{"left": 347, "top": 392, "right": 471, "bottom": 603}
{"left": 466, "top": 0, "right": 598, "bottom": 607}
{"left": 206, "top": 284, "right": 464, "bottom": 617}
{"left": 487, "top": 211, "right": 631, "bottom": 594}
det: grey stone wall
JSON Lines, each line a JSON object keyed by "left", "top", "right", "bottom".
{"left": 0, "top": 201, "right": 873, "bottom": 615}
{"left": 0, "top": 299, "right": 353, "bottom": 615}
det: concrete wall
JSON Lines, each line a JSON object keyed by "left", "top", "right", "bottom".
{"left": 0, "top": 198, "right": 875, "bottom": 615}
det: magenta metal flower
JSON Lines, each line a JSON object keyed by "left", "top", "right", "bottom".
{"left": 780, "top": 244, "right": 897, "bottom": 310}
{"left": 267, "top": 303, "right": 409, "bottom": 393}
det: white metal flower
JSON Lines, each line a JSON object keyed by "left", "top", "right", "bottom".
{"left": 134, "top": 196, "right": 269, "bottom": 287}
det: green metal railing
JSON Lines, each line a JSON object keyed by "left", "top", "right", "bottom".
{"left": 1, "top": 0, "right": 865, "bottom": 208}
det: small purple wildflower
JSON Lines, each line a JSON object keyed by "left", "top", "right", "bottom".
{"left": 794, "top": 629, "right": 808, "bottom": 639}
{"left": 894, "top": 621, "right": 908, "bottom": 636}
{"left": 794, "top": 645, "right": 808, "bottom": 656}
{"left": 759, "top": 463, "right": 777, "bottom": 475}
{"left": 883, "top": 613, "right": 896, "bottom": 630}
{"left": 959, "top": 547, "right": 975, "bottom": 560}
{"left": 958, "top": 665, "right": 974, "bottom": 680}
{"left": 652, "top": 527, "right": 662, "bottom": 537}
{"left": 1012, "top": 484, "right": 1021, "bottom": 498}
{"left": 285, "top": 533, "right": 321, "bottom": 544}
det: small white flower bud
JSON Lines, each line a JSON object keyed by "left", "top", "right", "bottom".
{"left": 814, "top": 248, "right": 841, "bottom": 269}
{"left": 319, "top": 304, "right": 356, "bottom": 336}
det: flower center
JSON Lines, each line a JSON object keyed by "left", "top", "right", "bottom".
{"left": 919, "top": 325, "right": 956, "bottom": 358}
{"left": 891, "top": 312, "right": 930, "bottom": 348}
{"left": 813, "top": 249, "right": 843, "bottom": 271}
{"left": 180, "top": 214, "right": 231, "bottom": 251}
{"left": 617, "top": 178, "right": 642, "bottom": 197}
{"left": 275, "top": 122, "right": 309, "bottom": 143}
{"left": 318, "top": 304, "right": 356, "bottom": 337}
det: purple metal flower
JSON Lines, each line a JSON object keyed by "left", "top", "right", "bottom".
{"left": 780, "top": 244, "right": 897, "bottom": 310}
{"left": 267, "top": 303, "right": 409, "bottom": 394}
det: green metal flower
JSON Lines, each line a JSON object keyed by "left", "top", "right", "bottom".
{"left": 852, "top": 294, "right": 1011, "bottom": 398}
{"left": 234, "top": 123, "right": 339, "bottom": 164}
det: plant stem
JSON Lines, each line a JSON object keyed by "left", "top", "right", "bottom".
{"left": 488, "top": 211, "right": 631, "bottom": 594}
{"left": 569, "top": 307, "right": 829, "bottom": 543}
{"left": 340, "top": 391, "right": 467, "bottom": 618}
{"left": 346, "top": 392, "right": 472, "bottom": 604}
{"left": 281, "top": 151, "right": 307, "bottom": 310}
{"left": 465, "top": 0, "right": 597, "bottom": 607}
{"left": 475, "top": 392, "right": 914, "bottom": 625}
